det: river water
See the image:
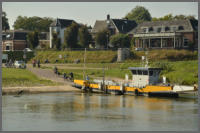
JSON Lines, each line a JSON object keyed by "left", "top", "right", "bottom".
{"left": 2, "top": 92, "right": 199, "bottom": 131}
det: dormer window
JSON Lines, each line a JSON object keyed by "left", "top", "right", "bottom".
{"left": 178, "top": 26, "right": 184, "bottom": 30}
{"left": 165, "top": 26, "right": 170, "bottom": 31}
{"left": 142, "top": 28, "right": 148, "bottom": 33}
{"left": 149, "top": 27, "right": 153, "bottom": 32}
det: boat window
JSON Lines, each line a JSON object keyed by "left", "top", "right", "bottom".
{"left": 138, "top": 70, "right": 142, "bottom": 75}
{"left": 131, "top": 70, "right": 137, "bottom": 75}
{"left": 143, "top": 70, "right": 148, "bottom": 75}
{"left": 149, "top": 71, "right": 153, "bottom": 76}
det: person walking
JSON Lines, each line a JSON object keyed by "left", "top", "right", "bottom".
{"left": 32, "top": 59, "right": 35, "bottom": 67}
{"left": 37, "top": 60, "right": 40, "bottom": 68}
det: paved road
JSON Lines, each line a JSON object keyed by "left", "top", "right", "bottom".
{"left": 26, "top": 64, "right": 73, "bottom": 85}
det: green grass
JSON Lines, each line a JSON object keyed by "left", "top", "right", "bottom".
{"left": 28, "top": 49, "right": 197, "bottom": 85}
{"left": 2, "top": 68, "right": 58, "bottom": 87}
{"left": 54, "top": 60, "right": 198, "bottom": 85}
{"left": 130, "top": 49, "right": 197, "bottom": 61}
{"left": 31, "top": 50, "right": 117, "bottom": 63}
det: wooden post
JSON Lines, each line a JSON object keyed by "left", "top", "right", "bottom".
{"left": 83, "top": 48, "right": 86, "bottom": 80}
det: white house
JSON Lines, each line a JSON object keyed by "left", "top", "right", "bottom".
{"left": 49, "top": 18, "right": 76, "bottom": 48}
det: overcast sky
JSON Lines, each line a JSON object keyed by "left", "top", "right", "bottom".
{"left": 2, "top": 2, "right": 198, "bottom": 29}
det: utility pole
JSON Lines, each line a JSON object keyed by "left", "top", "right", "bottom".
{"left": 102, "top": 64, "right": 106, "bottom": 93}
{"left": 83, "top": 48, "right": 86, "bottom": 80}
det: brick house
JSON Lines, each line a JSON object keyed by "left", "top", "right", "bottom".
{"left": 128, "top": 19, "right": 198, "bottom": 49}
{"left": 2, "top": 30, "right": 50, "bottom": 51}
{"left": 2, "top": 30, "right": 29, "bottom": 51}
{"left": 91, "top": 14, "right": 137, "bottom": 48}
{"left": 49, "top": 18, "right": 76, "bottom": 48}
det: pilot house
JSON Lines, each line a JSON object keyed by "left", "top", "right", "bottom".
{"left": 129, "top": 67, "right": 163, "bottom": 88}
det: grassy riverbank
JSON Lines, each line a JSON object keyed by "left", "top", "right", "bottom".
{"left": 30, "top": 49, "right": 197, "bottom": 64}
{"left": 2, "top": 68, "right": 57, "bottom": 87}
{"left": 43, "top": 60, "right": 198, "bottom": 85}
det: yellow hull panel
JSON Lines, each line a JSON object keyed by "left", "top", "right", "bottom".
{"left": 73, "top": 80, "right": 172, "bottom": 93}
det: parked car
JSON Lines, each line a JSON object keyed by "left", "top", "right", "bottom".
{"left": 14, "top": 61, "right": 26, "bottom": 69}
{"left": 24, "top": 48, "right": 32, "bottom": 52}
{"left": 135, "top": 48, "right": 144, "bottom": 51}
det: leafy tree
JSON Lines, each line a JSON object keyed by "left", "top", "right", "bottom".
{"left": 95, "top": 30, "right": 108, "bottom": 48}
{"left": 2, "top": 11, "right": 10, "bottom": 31}
{"left": 27, "top": 31, "right": 39, "bottom": 49}
{"left": 78, "top": 25, "right": 92, "bottom": 48}
{"left": 152, "top": 14, "right": 197, "bottom": 21}
{"left": 152, "top": 14, "right": 173, "bottom": 21}
{"left": 52, "top": 33, "right": 61, "bottom": 50}
{"left": 130, "top": 37, "right": 136, "bottom": 48}
{"left": 109, "top": 34, "right": 130, "bottom": 48}
{"left": 63, "top": 22, "right": 79, "bottom": 49}
{"left": 13, "top": 16, "right": 53, "bottom": 32}
{"left": 125, "top": 6, "right": 152, "bottom": 24}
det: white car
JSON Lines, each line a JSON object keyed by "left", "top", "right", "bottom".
{"left": 14, "top": 61, "right": 26, "bottom": 69}
{"left": 135, "top": 48, "right": 144, "bottom": 51}
{"left": 24, "top": 48, "right": 32, "bottom": 52}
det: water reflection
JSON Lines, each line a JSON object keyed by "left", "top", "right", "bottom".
{"left": 2, "top": 92, "right": 198, "bottom": 131}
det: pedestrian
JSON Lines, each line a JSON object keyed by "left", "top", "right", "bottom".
{"left": 86, "top": 75, "right": 89, "bottom": 81}
{"left": 69, "top": 72, "right": 74, "bottom": 81}
{"left": 32, "top": 60, "right": 35, "bottom": 67}
{"left": 63, "top": 73, "right": 67, "bottom": 80}
{"left": 54, "top": 66, "right": 58, "bottom": 74}
{"left": 37, "top": 60, "right": 40, "bottom": 68}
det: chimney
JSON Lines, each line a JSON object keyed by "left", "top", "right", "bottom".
{"left": 107, "top": 14, "right": 110, "bottom": 20}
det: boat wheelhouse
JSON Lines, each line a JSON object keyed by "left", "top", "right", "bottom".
{"left": 128, "top": 67, "right": 163, "bottom": 88}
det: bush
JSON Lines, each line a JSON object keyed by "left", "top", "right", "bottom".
{"left": 109, "top": 34, "right": 130, "bottom": 48}
{"left": 3, "top": 51, "right": 35, "bottom": 62}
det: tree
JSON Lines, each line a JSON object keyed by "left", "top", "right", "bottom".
{"left": 2, "top": 11, "right": 10, "bottom": 31}
{"left": 125, "top": 6, "right": 152, "bottom": 24}
{"left": 152, "top": 14, "right": 197, "bottom": 21}
{"left": 95, "top": 30, "right": 108, "bottom": 48}
{"left": 27, "top": 31, "right": 39, "bottom": 49}
{"left": 63, "top": 22, "right": 79, "bottom": 49}
{"left": 52, "top": 33, "right": 61, "bottom": 50}
{"left": 13, "top": 16, "right": 53, "bottom": 32}
{"left": 78, "top": 25, "right": 92, "bottom": 48}
{"left": 109, "top": 34, "right": 130, "bottom": 48}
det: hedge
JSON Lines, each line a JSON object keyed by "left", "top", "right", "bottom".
{"left": 2, "top": 51, "right": 35, "bottom": 62}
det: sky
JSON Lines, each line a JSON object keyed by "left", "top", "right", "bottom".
{"left": 2, "top": 2, "right": 198, "bottom": 29}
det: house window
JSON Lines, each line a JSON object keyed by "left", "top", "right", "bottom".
{"left": 6, "top": 46, "right": 10, "bottom": 51}
{"left": 6, "top": 43, "right": 11, "bottom": 51}
{"left": 184, "top": 38, "right": 189, "bottom": 47}
{"left": 165, "top": 26, "right": 170, "bottom": 31}
{"left": 149, "top": 27, "right": 153, "bottom": 32}
{"left": 178, "top": 26, "right": 184, "bottom": 30}
{"left": 142, "top": 28, "right": 148, "bottom": 33}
